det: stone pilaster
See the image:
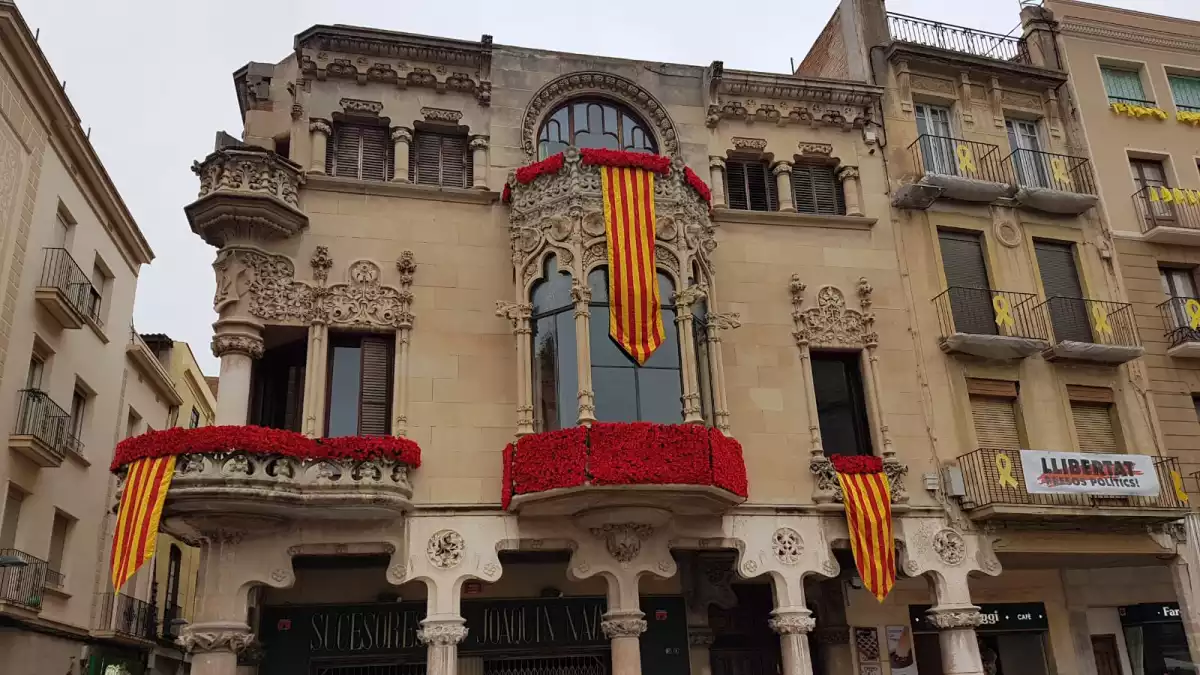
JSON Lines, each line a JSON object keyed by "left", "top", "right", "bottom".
{"left": 469, "top": 136, "right": 489, "bottom": 189}
{"left": 308, "top": 119, "right": 331, "bottom": 174}
{"left": 211, "top": 318, "right": 263, "bottom": 426}
{"left": 837, "top": 165, "right": 863, "bottom": 216}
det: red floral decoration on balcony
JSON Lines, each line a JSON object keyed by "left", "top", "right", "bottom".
{"left": 514, "top": 152, "right": 565, "bottom": 185}
{"left": 829, "top": 454, "right": 883, "bottom": 475}
{"left": 579, "top": 148, "right": 671, "bottom": 174}
{"left": 501, "top": 422, "right": 748, "bottom": 508}
{"left": 111, "top": 425, "right": 422, "bottom": 472}
{"left": 502, "top": 150, "right": 710, "bottom": 207}
{"left": 683, "top": 166, "right": 712, "bottom": 205}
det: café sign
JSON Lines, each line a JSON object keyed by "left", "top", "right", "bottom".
{"left": 1018, "top": 449, "right": 1159, "bottom": 497}
{"left": 910, "top": 603, "right": 1048, "bottom": 633}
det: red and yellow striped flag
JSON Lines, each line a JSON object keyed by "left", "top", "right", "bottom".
{"left": 833, "top": 458, "right": 896, "bottom": 602}
{"left": 111, "top": 456, "right": 175, "bottom": 592}
{"left": 600, "top": 165, "right": 664, "bottom": 364}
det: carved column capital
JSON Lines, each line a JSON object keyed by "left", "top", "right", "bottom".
{"left": 469, "top": 135, "right": 490, "bottom": 151}
{"left": 417, "top": 618, "right": 469, "bottom": 646}
{"left": 768, "top": 609, "right": 816, "bottom": 635}
{"left": 211, "top": 333, "right": 264, "bottom": 359}
{"left": 689, "top": 627, "right": 715, "bottom": 646}
{"left": 496, "top": 301, "right": 533, "bottom": 334}
{"left": 837, "top": 165, "right": 861, "bottom": 181}
{"left": 178, "top": 622, "right": 256, "bottom": 654}
{"left": 673, "top": 284, "right": 708, "bottom": 309}
{"left": 771, "top": 160, "right": 794, "bottom": 176}
{"left": 391, "top": 127, "right": 413, "bottom": 145}
{"left": 309, "top": 118, "right": 332, "bottom": 136}
{"left": 708, "top": 155, "right": 726, "bottom": 170}
{"left": 602, "top": 610, "right": 648, "bottom": 639}
{"left": 926, "top": 606, "right": 984, "bottom": 630}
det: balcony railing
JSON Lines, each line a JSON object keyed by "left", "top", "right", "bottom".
{"left": 39, "top": 248, "right": 100, "bottom": 324}
{"left": 0, "top": 548, "right": 49, "bottom": 609}
{"left": 934, "top": 287, "right": 1048, "bottom": 340}
{"left": 887, "top": 13, "right": 1031, "bottom": 64}
{"left": 1037, "top": 297, "right": 1139, "bottom": 347}
{"left": 44, "top": 567, "right": 65, "bottom": 589}
{"left": 1159, "top": 296, "right": 1200, "bottom": 350}
{"left": 1179, "top": 103, "right": 1200, "bottom": 113}
{"left": 97, "top": 592, "right": 157, "bottom": 639}
{"left": 910, "top": 135, "right": 1011, "bottom": 184}
{"left": 1004, "top": 149, "right": 1096, "bottom": 195}
{"left": 1134, "top": 186, "right": 1200, "bottom": 233}
{"left": 13, "top": 389, "right": 70, "bottom": 459}
{"left": 162, "top": 603, "right": 184, "bottom": 640}
{"left": 1109, "top": 96, "right": 1158, "bottom": 107}
{"left": 959, "top": 448, "right": 1187, "bottom": 511}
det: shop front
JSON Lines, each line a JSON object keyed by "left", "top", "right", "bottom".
{"left": 1120, "top": 602, "right": 1197, "bottom": 675}
{"left": 910, "top": 603, "right": 1051, "bottom": 675}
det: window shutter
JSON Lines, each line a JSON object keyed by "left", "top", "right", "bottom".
{"left": 793, "top": 163, "right": 845, "bottom": 215}
{"left": 1101, "top": 67, "right": 1146, "bottom": 102}
{"left": 1071, "top": 402, "right": 1118, "bottom": 453}
{"left": 938, "top": 230, "right": 990, "bottom": 290}
{"left": 1170, "top": 75, "right": 1200, "bottom": 109}
{"left": 725, "top": 160, "right": 777, "bottom": 212}
{"left": 970, "top": 395, "right": 1020, "bottom": 449}
{"left": 441, "top": 135, "right": 468, "bottom": 188}
{"left": 331, "top": 125, "right": 361, "bottom": 179}
{"left": 358, "top": 337, "right": 392, "bottom": 436}
{"left": 360, "top": 126, "right": 392, "bottom": 181}
{"left": 726, "top": 161, "right": 748, "bottom": 210}
{"left": 411, "top": 132, "right": 470, "bottom": 187}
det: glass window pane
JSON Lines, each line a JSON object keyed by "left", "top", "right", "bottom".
{"left": 588, "top": 268, "right": 609, "bottom": 303}
{"left": 812, "top": 353, "right": 873, "bottom": 456}
{"left": 637, "top": 368, "right": 683, "bottom": 423}
{"left": 328, "top": 345, "right": 362, "bottom": 437}
{"left": 532, "top": 256, "right": 572, "bottom": 313}
{"left": 593, "top": 367, "right": 639, "bottom": 422}
{"left": 533, "top": 316, "right": 560, "bottom": 430}
{"left": 589, "top": 305, "right": 634, "bottom": 367}
{"left": 555, "top": 312, "right": 579, "bottom": 427}
{"left": 642, "top": 307, "right": 680, "bottom": 368}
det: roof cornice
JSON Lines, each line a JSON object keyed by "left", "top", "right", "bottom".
{"left": 707, "top": 61, "right": 884, "bottom": 106}
{"left": 294, "top": 25, "right": 492, "bottom": 71}
{"left": 1059, "top": 17, "right": 1200, "bottom": 53}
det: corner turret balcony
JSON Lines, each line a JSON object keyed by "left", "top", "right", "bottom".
{"left": 933, "top": 287, "right": 1050, "bottom": 360}
{"left": 1036, "top": 296, "right": 1143, "bottom": 365}
{"left": 1004, "top": 149, "right": 1098, "bottom": 215}
{"left": 185, "top": 146, "right": 308, "bottom": 248}
{"left": 1135, "top": 186, "right": 1200, "bottom": 244}
{"left": 895, "top": 136, "right": 1014, "bottom": 208}
{"left": 502, "top": 422, "right": 748, "bottom": 522}
{"left": 1159, "top": 296, "right": 1200, "bottom": 358}
{"left": 111, "top": 426, "right": 420, "bottom": 540}
{"left": 35, "top": 248, "right": 101, "bottom": 330}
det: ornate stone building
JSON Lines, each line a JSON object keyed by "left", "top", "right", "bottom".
{"left": 165, "top": 5, "right": 1198, "bottom": 675}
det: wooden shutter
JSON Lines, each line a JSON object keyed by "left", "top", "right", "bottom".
{"left": 330, "top": 124, "right": 361, "bottom": 178}
{"left": 792, "top": 163, "right": 845, "bottom": 215}
{"left": 938, "top": 230, "right": 990, "bottom": 290}
{"left": 970, "top": 395, "right": 1020, "bottom": 449}
{"left": 328, "top": 123, "right": 391, "bottom": 181}
{"left": 1170, "top": 75, "right": 1200, "bottom": 109}
{"left": 1101, "top": 67, "right": 1146, "bottom": 102}
{"left": 1071, "top": 402, "right": 1118, "bottom": 453}
{"left": 358, "top": 337, "right": 392, "bottom": 436}
{"left": 359, "top": 126, "right": 391, "bottom": 181}
{"left": 410, "top": 132, "right": 470, "bottom": 187}
{"left": 725, "top": 160, "right": 777, "bottom": 212}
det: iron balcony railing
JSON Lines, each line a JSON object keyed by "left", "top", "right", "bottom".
{"left": 39, "top": 248, "right": 101, "bottom": 325}
{"left": 887, "top": 12, "right": 1031, "bottom": 63}
{"left": 1109, "top": 96, "right": 1157, "bottom": 107}
{"left": 13, "top": 389, "right": 70, "bottom": 459}
{"left": 933, "top": 287, "right": 1048, "bottom": 341}
{"left": 1134, "top": 185, "right": 1200, "bottom": 233}
{"left": 1036, "top": 297, "right": 1139, "bottom": 347}
{"left": 0, "top": 548, "right": 49, "bottom": 609}
{"left": 909, "top": 135, "right": 1012, "bottom": 185}
{"left": 1158, "top": 296, "right": 1200, "bottom": 349}
{"left": 1178, "top": 103, "right": 1200, "bottom": 113}
{"left": 97, "top": 592, "right": 157, "bottom": 639}
{"left": 960, "top": 448, "right": 1187, "bottom": 510}
{"left": 1003, "top": 149, "right": 1097, "bottom": 195}
{"left": 44, "top": 567, "right": 65, "bottom": 588}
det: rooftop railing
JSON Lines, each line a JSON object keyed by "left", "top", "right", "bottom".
{"left": 887, "top": 13, "right": 1032, "bottom": 64}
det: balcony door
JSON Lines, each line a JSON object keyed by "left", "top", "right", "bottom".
{"left": 1035, "top": 240, "right": 1091, "bottom": 343}
{"left": 915, "top": 104, "right": 955, "bottom": 176}
{"left": 1161, "top": 267, "right": 1198, "bottom": 335}
{"left": 1131, "top": 159, "right": 1173, "bottom": 222}
{"left": 1006, "top": 119, "right": 1048, "bottom": 188}
{"left": 938, "top": 229, "right": 995, "bottom": 335}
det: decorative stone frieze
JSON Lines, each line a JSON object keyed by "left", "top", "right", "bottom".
{"left": 187, "top": 147, "right": 308, "bottom": 248}
{"left": 798, "top": 142, "right": 834, "bottom": 156}
{"left": 421, "top": 107, "right": 463, "bottom": 122}
{"left": 601, "top": 610, "right": 648, "bottom": 638}
{"left": 731, "top": 137, "right": 768, "bottom": 151}
{"left": 340, "top": 97, "right": 383, "bottom": 115}
{"left": 768, "top": 610, "right": 816, "bottom": 635}
{"left": 178, "top": 622, "right": 255, "bottom": 654}
{"left": 703, "top": 61, "right": 882, "bottom": 131}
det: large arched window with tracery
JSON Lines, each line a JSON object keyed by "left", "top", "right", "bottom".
{"left": 537, "top": 99, "right": 657, "bottom": 159}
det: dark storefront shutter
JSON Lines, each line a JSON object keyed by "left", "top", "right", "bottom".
{"left": 358, "top": 337, "right": 391, "bottom": 436}
{"left": 1034, "top": 240, "right": 1091, "bottom": 342}
{"left": 938, "top": 229, "right": 994, "bottom": 335}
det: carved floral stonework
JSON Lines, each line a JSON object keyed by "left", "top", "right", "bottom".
{"left": 799, "top": 142, "right": 834, "bottom": 156}
{"left": 178, "top": 626, "right": 255, "bottom": 654}
{"left": 427, "top": 530, "right": 466, "bottom": 569}
{"left": 417, "top": 621, "right": 469, "bottom": 646}
{"left": 933, "top": 529, "right": 966, "bottom": 566}
{"left": 340, "top": 97, "right": 383, "bottom": 115}
{"left": 591, "top": 523, "right": 654, "bottom": 563}
{"left": 769, "top": 612, "right": 817, "bottom": 635}
{"left": 421, "top": 107, "right": 463, "bottom": 122}
{"left": 211, "top": 334, "right": 264, "bottom": 359}
{"left": 926, "top": 608, "right": 984, "bottom": 630}
{"left": 789, "top": 276, "right": 874, "bottom": 349}
{"left": 601, "top": 614, "right": 648, "bottom": 638}
{"left": 772, "top": 527, "right": 803, "bottom": 565}
{"left": 731, "top": 137, "right": 768, "bottom": 151}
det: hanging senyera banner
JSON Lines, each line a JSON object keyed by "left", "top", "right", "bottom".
{"left": 599, "top": 165, "right": 665, "bottom": 364}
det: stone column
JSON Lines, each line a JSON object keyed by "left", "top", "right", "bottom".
{"left": 837, "top": 166, "right": 863, "bottom": 216}
{"left": 603, "top": 610, "right": 648, "bottom": 675}
{"left": 300, "top": 320, "right": 328, "bottom": 437}
{"left": 419, "top": 617, "right": 468, "bottom": 675}
{"left": 180, "top": 623, "right": 255, "bottom": 675}
{"left": 308, "top": 119, "right": 331, "bottom": 174}
{"left": 674, "top": 285, "right": 706, "bottom": 425}
{"left": 393, "top": 251, "right": 417, "bottom": 436}
{"left": 704, "top": 312, "right": 739, "bottom": 434}
{"left": 927, "top": 606, "right": 986, "bottom": 675}
{"left": 773, "top": 161, "right": 795, "bottom": 212}
{"left": 392, "top": 127, "right": 413, "bottom": 183}
{"left": 571, "top": 279, "right": 596, "bottom": 426}
{"left": 497, "top": 302, "right": 535, "bottom": 435}
{"left": 469, "top": 136, "right": 489, "bottom": 190}
{"left": 708, "top": 156, "right": 727, "bottom": 208}
{"left": 211, "top": 319, "right": 263, "bottom": 426}
{"left": 688, "top": 629, "right": 714, "bottom": 675}
{"left": 769, "top": 609, "right": 817, "bottom": 675}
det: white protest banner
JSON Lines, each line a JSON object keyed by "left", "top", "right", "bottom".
{"left": 1020, "top": 449, "right": 1159, "bottom": 497}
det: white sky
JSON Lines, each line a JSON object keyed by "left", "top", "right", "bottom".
{"left": 17, "top": 0, "right": 1200, "bottom": 374}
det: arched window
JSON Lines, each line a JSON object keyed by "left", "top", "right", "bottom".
{"left": 537, "top": 99, "right": 657, "bottom": 159}
{"left": 531, "top": 255, "right": 577, "bottom": 431}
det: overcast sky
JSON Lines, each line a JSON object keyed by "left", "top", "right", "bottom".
{"left": 17, "top": 0, "right": 1200, "bottom": 375}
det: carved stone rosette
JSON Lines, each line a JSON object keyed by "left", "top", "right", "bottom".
{"left": 601, "top": 611, "right": 649, "bottom": 639}
{"left": 427, "top": 530, "right": 466, "bottom": 569}
{"left": 592, "top": 523, "right": 654, "bottom": 563}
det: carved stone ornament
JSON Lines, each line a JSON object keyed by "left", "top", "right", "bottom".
{"left": 391, "top": 127, "right": 413, "bottom": 144}
{"left": 591, "top": 523, "right": 654, "bottom": 563}
{"left": 211, "top": 334, "right": 264, "bottom": 359}
{"left": 789, "top": 276, "right": 875, "bottom": 348}
{"left": 421, "top": 106, "right": 464, "bottom": 123}
{"left": 521, "top": 72, "right": 679, "bottom": 158}
{"left": 310, "top": 246, "right": 333, "bottom": 282}
{"left": 933, "top": 529, "right": 966, "bottom": 566}
{"left": 427, "top": 530, "right": 466, "bottom": 569}
{"left": 340, "top": 98, "right": 383, "bottom": 115}
{"left": 799, "top": 142, "right": 834, "bottom": 156}
{"left": 417, "top": 620, "right": 469, "bottom": 646}
{"left": 689, "top": 628, "right": 716, "bottom": 646}
{"left": 188, "top": 147, "right": 308, "bottom": 248}
{"left": 310, "top": 118, "right": 332, "bottom": 135}
{"left": 926, "top": 608, "right": 985, "bottom": 630}
{"left": 601, "top": 612, "right": 648, "bottom": 638}
{"left": 731, "top": 137, "right": 768, "bottom": 151}
{"left": 771, "top": 527, "right": 803, "bottom": 565}
{"left": 768, "top": 611, "right": 816, "bottom": 635}
{"left": 837, "top": 165, "right": 860, "bottom": 181}
{"left": 178, "top": 624, "right": 255, "bottom": 654}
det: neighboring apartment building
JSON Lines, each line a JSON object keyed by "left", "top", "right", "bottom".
{"left": 0, "top": 1, "right": 163, "bottom": 674}
{"left": 797, "top": 1, "right": 1200, "bottom": 675}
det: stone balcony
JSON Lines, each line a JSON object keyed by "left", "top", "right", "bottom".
{"left": 111, "top": 426, "right": 420, "bottom": 540}
{"left": 185, "top": 145, "right": 308, "bottom": 248}
{"left": 502, "top": 422, "right": 748, "bottom": 522}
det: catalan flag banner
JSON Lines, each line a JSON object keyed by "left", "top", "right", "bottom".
{"left": 600, "top": 166, "right": 665, "bottom": 365}
{"left": 110, "top": 456, "right": 175, "bottom": 592}
{"left": 832, "top": 455, "right": 896, "bottom": 602}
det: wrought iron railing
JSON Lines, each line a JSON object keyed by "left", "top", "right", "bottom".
{"left": 1109, "top": 96, "right": 1157, "bottom": 107}
{"left": 1178, "top": 103, "right": 1200, "bottom": 113}
{"left": 1036, "top": 297, "right": 1139, "bottom": 347}
{"left": 12, "top": 389, "right": 69, "bottom": 459}
{"left": 909, "top": 135, "right": 1012, "bottom": 185}
{"left": 44, "top": 567, "right": 65, "bottom": 588}
{"left": 1003, "top": 149, "right": 1097, "bottom": 195}
{"left": 97, "top": 592, "right": 157, "bottom": 639}
{"left": 933, "top": 287, "right": 1048, "bottom": 341}
{"left": 1158, "top": 296, "right": 1200, "bottom": 349}
{"left": 39, "top": 248, "right": 101, "bottom": 324}
{"left": 1134, "top": 185, "right": 1200, "bottom": 233}
{"left": 0, "top": 548, "right": 49, "bottom": 609}
{"left": 887, "top": 13, "right": 1031, "bottom": 63}
{"left": 959, "top": 448, "right": 1187, "bottom": 510}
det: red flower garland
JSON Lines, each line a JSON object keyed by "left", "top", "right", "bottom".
{"left": 504, "top": 151, "right": 711, "bottom": 207}
{"left": 514, "top": 153, "right": 564, "bottom": 185}
{"left": 501, "top": 184, "right": 512, "bottom": 204}
{"left": 111, "top": 425, "right": 421, "bottom": 472}
{"left": 829, "top": 454, "right": 883, "bottom": 475}
{"left": 502, "top": 422, "right": 748, "bottom": 508}
{"left": 579, "top": 148, "right": 671, "bottom": 174}
{"left": 683, "top": 166, "right": 712, "bottom": 205}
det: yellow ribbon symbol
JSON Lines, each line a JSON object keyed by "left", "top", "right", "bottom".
{"left": 1092, "top": 304, "right": 1113, "bottom": 336}
{"left": 956, "top": 145, "right": 977, "bottom": 174}
{"left": 996, "top": 452, "right": 1019, "bottom": 489}
{"left": 1172, "top": 470, "right": 1189, "bottom": 504}
{"left": 1050, "top": 158, "right": 1073, "bottom": 187}
{"left": 993, "top": 295, "right": 1014, "bottom": 333}
{"left": 1189, "top": 189, "right": 1200, "bottom": 206}
{"left": 1150, "top": 187, "right": 1160, "bottom": 202}
{"left": 1161, "top": 186, "right": 1174, "bottom": 203}
{"left": 1186, "top": 299, "right": 1200, "bottom": 330}
{"left": 1175, "top": 188, "right": 1188, "bottom": 203}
